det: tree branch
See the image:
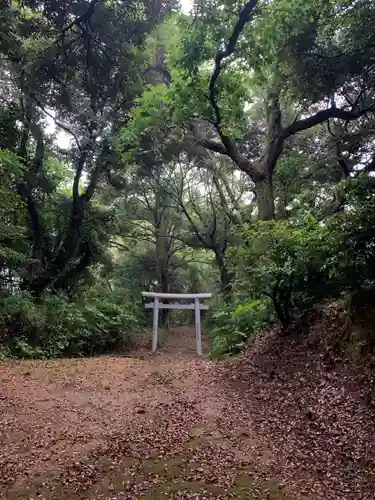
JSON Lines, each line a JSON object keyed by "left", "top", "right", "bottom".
{"left": 72, "top": 149, "right": 88, "bottom": 205}
{"left": 60, "top": 0, "right": 103, "bottom": 37}
{"left": 283, "top": 105, "right": 375, "bottom": 138}
{"left": 202, "top": 1, "right": 259, "bottom": 176}
{"left": 31, "top": 94, "right": 82, "bottom": 151}
{"left": 168, "top": 233, "right": 208, "bottom": 249}
{"left": 109, "top": 241, "right": 130, "bottom": 251}
{"left": 208, "top": 0, "right": 259, "bottom": 127}
{"left": 198, "top": 137, "right": 229, "bottom": 155}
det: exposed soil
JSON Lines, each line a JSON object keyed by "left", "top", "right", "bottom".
{"left": 1, "top": 326, "right": 375, "bottom": 499}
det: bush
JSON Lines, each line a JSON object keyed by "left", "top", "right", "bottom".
{"left": 229, "top": 175, "right": 375, "bottom": 329}
{"left": 210, "top": 299, "right": 271, "bottom": 358}
{"left": 231, "top": 216, "right": 332, "bottom": 327}
{"left": 0, "top": 291, "right": 142, "bottom": 359}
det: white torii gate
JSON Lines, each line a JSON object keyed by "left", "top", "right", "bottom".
{"left": 142, "top": 292, "right": 212, "bottom": 356}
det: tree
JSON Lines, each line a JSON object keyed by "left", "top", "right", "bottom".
{"left": 162, "top": 155, "right": 248, "bottom": 298}
{"left": 0, "top": 0, "right": 177, "bottom": 296}
{"left": 124, "top": 0, "right": 375, "bottom": 220}
{"left": 112, "top": 165, "right": 185, "bottom": 324}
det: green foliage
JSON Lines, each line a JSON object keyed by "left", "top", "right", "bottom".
{"left": 0, "top": 291, "right": 142, "bottom": 359}
{"left": 1, "top": 0, "right": 375, "bottom": 363}
{"left": 232, "top": 216, "right": 326, "bottom": 325}
{"left": 0, "top": 150, "right": 27, "bottom": 269}
{"left": 230, "top": 175, "right": 375, "bottom": 327}
{"left": 210, "top": 299, "right": 271, "bottom": 358}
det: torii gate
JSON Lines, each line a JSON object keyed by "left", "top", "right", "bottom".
{"left": 142, "top": 292, "right": 212, "bottom": 356}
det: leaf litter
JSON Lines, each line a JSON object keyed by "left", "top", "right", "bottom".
{"left": 0, "top": 327, "right": 374, "bottom": 499}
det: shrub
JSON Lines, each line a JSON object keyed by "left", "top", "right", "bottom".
{"left": 229, "top": 175, "right": 375, "bottom": 329}
{"left": 210, "top": 299, "right": 271, "bottom": 358}
{"left": 0, "top": 291, "right": 142, "bottom": 359}
{"left": 231, "top": 216, "right": 332, "bottom": 327}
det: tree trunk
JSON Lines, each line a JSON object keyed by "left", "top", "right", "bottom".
{"left": 155, "top": 226, "right": 171, "bottom": 327}
{"left": 254, "top": 174, "right": 275, "bottom": 221}
{"left": 22, "top": 196, "right": 88, "bottom": 296}
{"left": 22, "top": 145, "right": 104, "bottom": 296}
{"left": 52, "top": 246, "right": 93, "bottom": 294}
{"left": 159, "top": 263, "right": 170, "bottom": 327}
{"left": 215, "top": 251, "right": 233, "bottom": 301}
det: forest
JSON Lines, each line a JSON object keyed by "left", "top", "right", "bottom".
{"left": 2, "top": 2, "right": 375, "bottom": 499}
{"left": 1, "top": 0, "right": 375, "bottom": 362}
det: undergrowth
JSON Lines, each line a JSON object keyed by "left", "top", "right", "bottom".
{"left": 0, "top": 291, "right": 143, "bottom": 359}
{"left": 209, "top": 299, "right": 272, "bottom": 358}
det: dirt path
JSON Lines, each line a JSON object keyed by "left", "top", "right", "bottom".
{"left": 1, "top": 328, "right": 375, "bottom": 499}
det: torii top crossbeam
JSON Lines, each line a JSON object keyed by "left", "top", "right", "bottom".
{"left": 142, "top": 292, "right": 212, "bottom": 300}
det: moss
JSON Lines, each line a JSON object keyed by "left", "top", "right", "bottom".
{"left": 6, "top": 444, "right": 293, "bottom": 500}
{"left": 140, "top": 456, "right": 186, "bottom": 479}
{"left": 145, "top": 480, "right": 223, "bottom": 499}
{"left": 182, "top": 436, "right": 210, "bottom": 450}
{"left": 230, "top": 476, "right": 289, "bottom": 499}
